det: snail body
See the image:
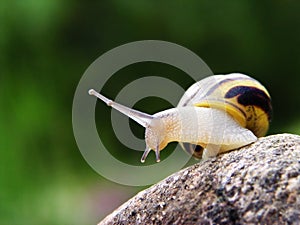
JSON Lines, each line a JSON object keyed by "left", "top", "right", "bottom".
{"left": 89, "top": 73, "right": 272, "bottom": 163}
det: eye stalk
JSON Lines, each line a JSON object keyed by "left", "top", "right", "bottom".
{"left": 88, "top": 89, "right": 153, "bottom": 127}
{"left": 88, "top": 89, "right": 167, "bottom": 163}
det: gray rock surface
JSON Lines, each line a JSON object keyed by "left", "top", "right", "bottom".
{"left": 99, "top": 134, "right": 300, "bottom": 225}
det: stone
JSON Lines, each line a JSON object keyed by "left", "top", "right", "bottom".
{"left": 99, "top": 134, "right": 300, "bottom": 225}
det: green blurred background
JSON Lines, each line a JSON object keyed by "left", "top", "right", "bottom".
{"left": 1, "top": 1, "right": 300, "bottom": 224}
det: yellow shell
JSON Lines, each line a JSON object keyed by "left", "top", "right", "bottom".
{"left": 177, "top": 73, "right": 272, "bottom": 158}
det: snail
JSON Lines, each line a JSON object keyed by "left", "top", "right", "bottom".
{"left": 88, "top": 73, "right": 272, "bottom": 163}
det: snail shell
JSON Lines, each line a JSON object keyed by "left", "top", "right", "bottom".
{"left": 178, "top": 73, "right": 272, "bottom": 158}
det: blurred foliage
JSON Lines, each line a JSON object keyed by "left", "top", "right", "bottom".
{"left": 1, "top": 0, "right": 300, "bottom": 224}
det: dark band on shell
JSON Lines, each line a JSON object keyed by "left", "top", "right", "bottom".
{"left": 225, "top": 86, "right": 272, "bottom": 121}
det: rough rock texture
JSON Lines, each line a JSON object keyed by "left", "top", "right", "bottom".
{"left": 99, "top": 134, "right": 300, "bottom": 225}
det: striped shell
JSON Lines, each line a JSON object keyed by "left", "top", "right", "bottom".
{"left": 177, "top": 73, "right": 272, "bottom": 159}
